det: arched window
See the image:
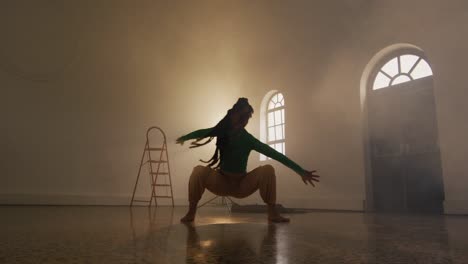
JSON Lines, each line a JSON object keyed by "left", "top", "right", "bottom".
{"left": 373, "top": 54, "right": 433, "bottom": 90}
{"left": 260, "top": 92, "right": 285, "bottom": 160}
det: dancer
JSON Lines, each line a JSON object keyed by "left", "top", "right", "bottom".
{"left": 177, "top": 98, "right": 319, "bottom": 222}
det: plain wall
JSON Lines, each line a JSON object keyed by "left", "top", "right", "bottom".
{"left": 1, "top": 0, "right": 467, "bottom": 213}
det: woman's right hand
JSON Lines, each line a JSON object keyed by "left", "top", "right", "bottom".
{"left": 301, "top": 170, "right": 320, "bottom": 187}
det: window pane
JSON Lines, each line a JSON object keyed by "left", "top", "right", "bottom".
{"left": 268, "top": 101, "right": 275, "bottom": 110}
{"left": 281, "top": 109, "right": 285, "bottom": 124}
{"left": 391, "top": 75, "right": 412, "bottom": 86}
{"left": 282, "top": 142, "right": 285, "bottom": 155}
{"left": 274, "top": 110, "right": 282, "bottom": 125}
{"left": 268, "top": 112, "right": 274, "bottom": 126}
{"left": 400, "top": 54, "right": 419, "bottom": 73}
{"left": 276, "top": 143, "right": 283, "bottom": 154}
{"left": 268, "top": 127, "right": 275, "bottom": 141}
{"left": 381, "top": 57, "right": 399, "bottom": 77}
{"left": 272, "top": 94, "right": 278, "bottom": 104}
{"left": 411, "top": 59, "right": 433, "bottom": 80}
{"left": 276, "top": 125, "right": 283, "bottom": 140}
{"left": 277, "top": 93, "right": 284, "bottom": 105}
{"left": 282, "top": 125, "right": 285, "bottom": 138}
{"left": 373, "top": 71, "right": 391, "bottom": 90}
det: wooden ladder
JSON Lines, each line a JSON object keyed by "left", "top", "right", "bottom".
{"left": 130, "top": 127, "right": 174, "bottom": 207}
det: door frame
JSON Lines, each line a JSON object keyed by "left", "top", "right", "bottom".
{"left": 360, "top": 44, "right": 440, "bottom": 212}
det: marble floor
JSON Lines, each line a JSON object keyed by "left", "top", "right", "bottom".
{"left": 1, "top": 205, "right": 468, "bottom": 264}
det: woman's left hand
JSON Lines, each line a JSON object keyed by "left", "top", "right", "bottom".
{"left": 176, "top": 138, "right": 185, "bottom": 145}
{"left": 301, "top": 170, "right": 320, "bottom": 186}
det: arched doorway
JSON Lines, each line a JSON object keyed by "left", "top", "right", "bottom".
{"left": 362, "top": 45, "right": 445, "bottom": 214}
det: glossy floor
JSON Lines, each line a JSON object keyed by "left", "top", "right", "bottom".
{"left": 1, "top": 206, "right": 467, "bottom": 263}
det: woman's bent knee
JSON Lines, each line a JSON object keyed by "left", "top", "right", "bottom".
{"left": 189, "top": 165, "right": 211, "bottom": 183}
{"left": 261, "top": 164, "right": 275, "bottom": 175}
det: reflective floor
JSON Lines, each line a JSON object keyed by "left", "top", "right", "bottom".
{"left": 1, "top": 205, "right": 468, "bottom": 263}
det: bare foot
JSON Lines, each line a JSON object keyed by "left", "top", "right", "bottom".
{"left": 180, "top": 213, "right": 195, "bottom": 222}
{"left": 267, "top": 204, "right": 290, "bottom": 223}
{"left": 181, "top": 202, "right": 198, "bottom": 223}
{"left": 268, "top": 214, "right": 290, "bottom": 223}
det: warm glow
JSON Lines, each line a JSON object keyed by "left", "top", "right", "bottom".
{"left": 201, "top": 217, "right": 247, "bottom": 225}
{"left": 200, "top": 240, "right": 214, "bottom": 248}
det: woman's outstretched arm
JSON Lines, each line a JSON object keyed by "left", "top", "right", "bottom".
{"left": 250, "top": 134, "right": 320, "bottom": 186}
{"left": 176, "top": 127, "right": 213, "bottom": 145}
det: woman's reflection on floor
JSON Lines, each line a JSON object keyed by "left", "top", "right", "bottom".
{"left": 183, "top": 223, "right": 280, "bottom": 264}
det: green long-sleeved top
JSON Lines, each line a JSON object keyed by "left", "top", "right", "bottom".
{"left": 178, "top": 127, "right": 306, "bottom": 176}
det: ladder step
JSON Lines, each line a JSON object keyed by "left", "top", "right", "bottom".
{"left": 149, "top": 160, "right": 168, "bottom": 163}
{"left": 152, "top": 184, "right": 171, "bottom": 186}
{"left": 153, "top": 195, "right": 172, "bottom": 198}
{"left": 150, "top": 172, "right": 169, "bottom": 175}
{"left": 133, "top": 200, "right": 151, "bottom": 202}
{"left": 145, "top": 147, "right": 164, "bottom": 151}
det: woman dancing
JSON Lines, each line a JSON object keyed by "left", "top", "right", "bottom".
{"left": 177, "top": 98, "right": 320, "bottom": 222}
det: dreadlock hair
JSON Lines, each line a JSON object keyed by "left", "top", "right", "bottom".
{"left": 189, "top": 97, "right": 254, "bottom": 169}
